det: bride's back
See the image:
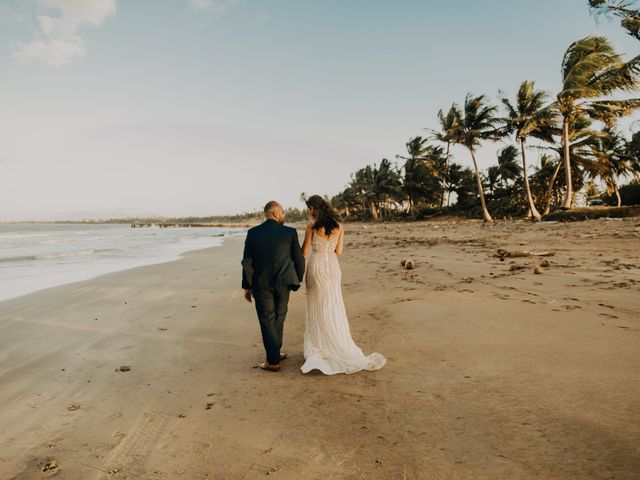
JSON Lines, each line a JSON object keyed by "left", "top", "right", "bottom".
{"left": 310, "top": 226, "right": 340, "bottom": 255}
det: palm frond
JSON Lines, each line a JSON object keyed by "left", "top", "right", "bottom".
{"left": 589, "top": 54, "right": 640, "bottom": 94}
{"left": 585, "top": 98, "right": 640, "bottom": 125}
{"left": 560, "top": 36, "right": 631, "bottom": 101}
{"left": 500, "top": 81, "right": 559, "bottom": 143}
{"left": 589, "top": 0, "right": 640, "bottom": 41}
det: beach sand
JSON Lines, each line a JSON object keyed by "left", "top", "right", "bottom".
{"left": 0, "top": 218, "right": 639, "bottom": 479}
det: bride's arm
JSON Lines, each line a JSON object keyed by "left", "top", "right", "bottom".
{"left": 302, "top": 222, "right": 314, "bottom": 257}
{"left": 334, "top": 224, "right": 345, "bottom": 256}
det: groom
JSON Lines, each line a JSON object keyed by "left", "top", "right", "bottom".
{"left": 242, "top": 201, "right": 305, "bottom": 371}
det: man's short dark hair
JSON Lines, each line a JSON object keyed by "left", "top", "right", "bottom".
{"left": 264, "top": 201, "right": 283, "bottom": 215}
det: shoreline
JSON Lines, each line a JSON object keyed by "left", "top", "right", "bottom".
{"left": 0, "top": 228, "right": 247, "bottom": 305}
{"left": 1, "top": 219, "right": 638, "bottom": 479}
{"left": 0, "top": 243, "right": 225, "bottom": 307}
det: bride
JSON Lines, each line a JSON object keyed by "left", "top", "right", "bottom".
{"left": 300, "top": 195, "right": 386, "bottom": 375}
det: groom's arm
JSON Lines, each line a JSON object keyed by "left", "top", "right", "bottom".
{"left": 291, "top": 229, "right": 305, "bottom": 282}
{"left": 241, "top": 232, "right": 254, "bottom": 290}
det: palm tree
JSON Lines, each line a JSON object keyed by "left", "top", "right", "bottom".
{"left": 371, "top": 159, "right": 403, "bottom": 219}
{"left": 396, "top": 138, "right": 445, "bottom": 215}
{"left": 557, "top": 35, "right": 640, "bottom": 209}
{"left": 541, "top": 157, "right": 564, "bottom": 214}
{"left": 589, "top": 0, "right": 640, "bottom": 41}
{"left": 447, "top": 164, "right": 477, "bottom": 209}
{"left": 529, "top": 154, "right": 561, "bottom": 210}
{"left": 487, "top": 165, "right": 501, "bottom": 195}
{"left": 543, "top": 115, "right": 603, "bottom": 213}
{"left": 429, "top": 105, "right": 461, "bottom": 207}
{"left": 495, "top": 145, "right": 523, "bottom": 187}
{"left": 348, "top": 166, "right": 378, "bottom": 219}
{"left": 450, "top": 94, "right": 500, "bottom": 222}
{"left": 396, "top": 137, "right": 430, "bottom": 215}
{"left": 590, "top": 127, "right": 638, "bottom": 205}
{"left": 501, "top": 81, "right": 559, "bottom": 220}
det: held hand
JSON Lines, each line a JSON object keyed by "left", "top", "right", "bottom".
{"left": 244, "top": 289, "right": 252, "bottom": 303}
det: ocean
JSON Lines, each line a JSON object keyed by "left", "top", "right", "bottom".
{"left": 0, "top": 223, "right": 246, "bottom": 302}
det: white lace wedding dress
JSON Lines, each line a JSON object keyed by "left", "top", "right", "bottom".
{"left": 301, "top": 231, "right": 386, "bottom": 375}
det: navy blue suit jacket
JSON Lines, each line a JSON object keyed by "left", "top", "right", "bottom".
{"left": 241, "top": 219, "right": 305, "bottom": 291}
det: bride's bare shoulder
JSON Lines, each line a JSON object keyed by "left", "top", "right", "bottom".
{"left": 330, "top": 224, "right": 343, "bottom": 240}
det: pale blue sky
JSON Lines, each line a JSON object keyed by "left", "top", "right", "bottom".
{"left": 0, "top": 0, "right": 638, "bottom": 220}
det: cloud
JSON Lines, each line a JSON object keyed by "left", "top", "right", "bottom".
{"left": 189, "top": 0, "right": 238, "bottom": 15}
{"left": 41, "top": 0, "right": 116, "bottom": 26}
{"left": 37, "top": 15, "right": 77, "bottom": 36}
{"left": 10, "top": 0, "right": 116, "bottom": 66}
{"left": 12, "top": 35, "right": 86, "bottom": 66}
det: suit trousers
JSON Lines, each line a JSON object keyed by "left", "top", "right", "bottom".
{"left": 252, "top": 285, "right": 290, "bottom": 365}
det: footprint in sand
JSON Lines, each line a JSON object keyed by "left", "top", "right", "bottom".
{"left": 40, "top": 459, "right": 59, "bottom": 472}
{"left": 598, "top": 303, "right": 615, "bottom": 309}
{"left": 100, "top": 410, "right": 169, "bottom": 477}
{"left": 109, "top": 431, "right": 127, "bottom": 450}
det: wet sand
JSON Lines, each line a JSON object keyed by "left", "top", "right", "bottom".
{"left": 0, "top": 218, "right": 639, "bottom": 479}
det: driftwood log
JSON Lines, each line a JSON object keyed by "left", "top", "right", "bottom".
{"left": 497, "top": 248, "right": 556, "bottom": 259}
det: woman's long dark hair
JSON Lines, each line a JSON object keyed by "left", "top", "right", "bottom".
{"left": 306, "top": 195, "right": 340, "bottom": 236}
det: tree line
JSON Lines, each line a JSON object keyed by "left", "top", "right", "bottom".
{"left": 325, "top": 1, "right": 640, "bottom": 222}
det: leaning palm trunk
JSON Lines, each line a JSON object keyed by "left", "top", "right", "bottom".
{"left": 543, "top": 158, "right": 564, "bottom": 215}
{"left": 369, "top": 202, "right": 378, "bottom": 220}
{"left": 469, "top": 149, "right": 493, "bottom": 222}
{"left": 561, "top": 117, "right": 573, "bottom": 209}
{"left": 520, "top": 139, "right": 542, "bottom": 220}
{"left": 613, "top": 181, "right": 622, "bottom": 207}
{"left": 440, "top": 142, "right": 451, "bottom": 208}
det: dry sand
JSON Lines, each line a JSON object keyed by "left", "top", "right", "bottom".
{"left": 0, "top": 218, "right": 639, "bottom": 479}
